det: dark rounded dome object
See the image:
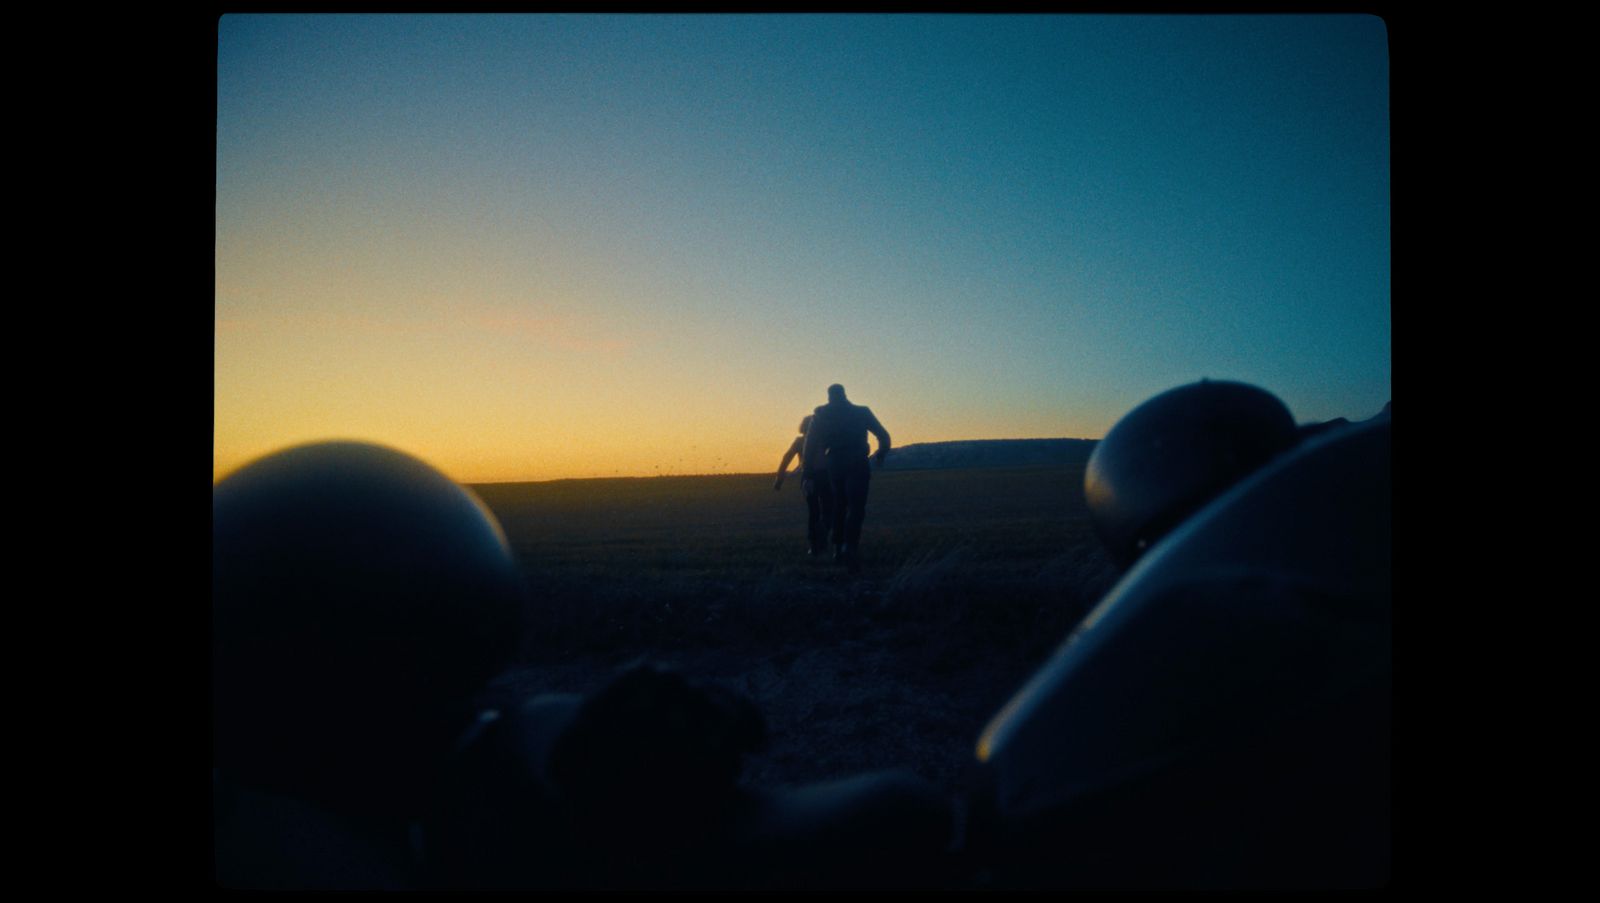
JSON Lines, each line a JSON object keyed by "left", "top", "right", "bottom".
{"left": 977, "top": 413, "right": 1391, "bottom": 887}
{"left": 213, "top": 441, "right": 526, "bottom": 816}
{"left": 1086, "top": 381, "right": 1297, "bottom": 567}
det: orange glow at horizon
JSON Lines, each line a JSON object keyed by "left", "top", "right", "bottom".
{"left": 213, "top": 409, "right": 1111, "bottom": 487}
{"left": 213, "top": 288, "right": 1116, "bottom": 487}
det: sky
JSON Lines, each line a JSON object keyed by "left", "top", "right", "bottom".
{"left": 215, "top": 14, "right": 1389, "bottom": 485}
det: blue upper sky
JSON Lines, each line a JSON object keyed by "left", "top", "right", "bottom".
{"left": 216, "top": 14, "right": 1389, "bottom": 482}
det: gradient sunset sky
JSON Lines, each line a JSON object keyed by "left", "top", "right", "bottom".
{"left": 215, "top": 14, "right": 1389, "bottom": 484}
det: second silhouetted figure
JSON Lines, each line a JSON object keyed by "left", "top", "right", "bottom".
{"left": 802, "top": 384, "right": 890, "bottom": 573}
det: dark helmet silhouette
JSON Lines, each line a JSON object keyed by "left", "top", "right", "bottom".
{"left": 1084, "top": 380, "right": 1298, "bottom": 567}
{"left": 975, "top": 395, "right": 1390, "bottom": 887}
{"left": 212, "top": 441, "right": 526, "bottom": 817}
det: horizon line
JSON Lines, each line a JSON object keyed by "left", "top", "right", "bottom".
{"left": 464, "top": 436, "right": 1103, "bottom": 486}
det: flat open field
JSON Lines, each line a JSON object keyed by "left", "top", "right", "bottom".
{"left": 469, "top": 464, "right": 1119, "bottom": 793}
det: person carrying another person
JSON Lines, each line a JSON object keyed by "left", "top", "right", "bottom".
{"left": 801, "top": 384, "right": 890, "bottom": 573}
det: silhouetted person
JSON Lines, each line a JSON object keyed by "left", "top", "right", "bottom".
{"left": 774, "top": 414, "right": 835, "bottom": 556}
{"left": 802, "top": 384, "right": 890, "bottom": 573}
{"left": 215, "top": 441, "right": 951, "bottom": 891}
{"left": 212, "top": 442, "right": 526, "bottom": 889}
{"left": 968, "top": 382, "right": 1390, "bottom": 889}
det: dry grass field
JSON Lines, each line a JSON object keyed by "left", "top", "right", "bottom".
{"left": 468, "top": 463, "right": 1120, "bottom": 793}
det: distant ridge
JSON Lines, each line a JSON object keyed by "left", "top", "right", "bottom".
{"left": 881, "top": 438, "right": 1097, "bottom": 471}
{"left": 467, "top": 438, "right": 1101, "bottom": 486}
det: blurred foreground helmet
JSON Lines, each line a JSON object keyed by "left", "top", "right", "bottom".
{"left": 213, "top": 442, "right": 525, "bottom": 817}
{"left": 1085, "top": 380, "right": 1298, "bottom": 567}
{"left": 974, "top": 405, "right": 1390, "bottom": 888}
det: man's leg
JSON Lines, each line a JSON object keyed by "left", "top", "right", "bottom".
{"left": 816, "top": 477, "right": 836, "bottom": 552}
{"left": 829, "top": 468, "right": 849, "bottom": 561}
{"left": 843, "top": 460, "right": 870, "bottom": 572}
{"left": 804, "top": 481, "right": 823, "bottom": 555}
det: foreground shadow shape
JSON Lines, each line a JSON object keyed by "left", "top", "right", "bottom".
{"left": 213, "top": 441, "right": 526, "bottom": 889}
{"left": 971, "top": 388, "right": 1390, "bottom": 889}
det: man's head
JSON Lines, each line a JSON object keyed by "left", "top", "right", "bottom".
{"left": 799, "top": 414, "right": 813, "bottom": 434}
{"left": 213, "top": 441, "right": 527, "bottom": 817}
{"left": 827, "top": 384, "right": 847, "bottom": 403}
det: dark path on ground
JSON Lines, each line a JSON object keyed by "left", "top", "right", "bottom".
{"left": 469, "top": 465, "right": 1118, "bottom": 793}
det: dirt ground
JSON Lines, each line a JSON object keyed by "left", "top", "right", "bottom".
{"left": 469, "top": 465, "right": 1119, "bottom": 797}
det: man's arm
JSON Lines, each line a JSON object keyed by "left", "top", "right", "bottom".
{"left": 774, "top": 436, "right": 802, "bottom": 489}
{"left": 866, "top": 409, "right": 891, "bottom": 467}
{"left": 801, "top": 410, "right": 823, "bottom": 473}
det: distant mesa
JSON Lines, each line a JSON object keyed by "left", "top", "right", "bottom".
{"left": 884, "top": 404, "right": 1384, "bottom": 472}
{"left": 881, "top": 438, "right": 1098, "bottom": 471}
